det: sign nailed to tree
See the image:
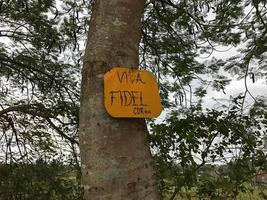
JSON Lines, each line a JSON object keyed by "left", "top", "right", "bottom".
{"left": 104, "top": 67, "right": 162, "bottom": 118}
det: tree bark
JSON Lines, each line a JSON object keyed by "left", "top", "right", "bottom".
{"left": 79, "top": 0, "right": 160, "bottom": 199}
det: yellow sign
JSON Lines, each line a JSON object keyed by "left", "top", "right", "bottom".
{"left": 104, "top": 67, "right": 162, "bottom": 118}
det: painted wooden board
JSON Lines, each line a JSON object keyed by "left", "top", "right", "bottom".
{"left": 104, "top": 67, "right": 162, "bottom": 118}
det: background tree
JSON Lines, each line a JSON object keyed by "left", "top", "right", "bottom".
{"left": 142, "top": 0, "right": 267, "bottom": 199}
{"left": 0, "top": 0, "right": 87, "bottom": 198}
{"left": 0, "top": 0, "right": 85, "bottom": 165}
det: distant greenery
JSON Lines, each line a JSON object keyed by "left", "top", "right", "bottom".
{"left": 1, "top": 160, "right": 265, "bottom": 200}
{"left": 165, "top": 187, "right": 267, "bottom": 200}
{"left": 0, "top": 159, "right": 82, "bottom": 200}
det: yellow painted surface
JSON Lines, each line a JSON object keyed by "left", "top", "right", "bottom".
{"left": 104, "top": 67, "right": 162, "bottom": 118}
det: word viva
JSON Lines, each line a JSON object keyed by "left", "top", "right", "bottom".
{"left": 116, "top": 71, "right": 146, "bottom": 84}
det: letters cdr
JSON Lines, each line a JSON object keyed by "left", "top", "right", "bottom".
{"left": 104, "top": 67, "right": 162, "bottom": 118}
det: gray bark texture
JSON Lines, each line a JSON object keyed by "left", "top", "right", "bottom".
{"left": 79, "top": 0, "right": 160, "bottom": 199}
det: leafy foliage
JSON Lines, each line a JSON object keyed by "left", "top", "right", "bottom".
{"left": 142, "top": 0, "right": 267, "bottom": 109}
{"left": 150, "top": 101, "right": 267, "bottom": 199}
{"left": 142, "top": 2, "right": 267, "bottom": 197}
{"left": 0, "top": 0, "right": 90, "bottom": 163}
{"left": 0, "top": 0, "right": 267, "bottom": 199}
{"left": 0, "top": 159, "right": 82, "bottom": 200}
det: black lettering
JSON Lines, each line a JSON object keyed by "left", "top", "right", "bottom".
{"left": 129, "top": 72, "right": 135, "bottom": 84}
{"left": 133, "top": 107, "right": 144, "bottom": 115}
{"left": 117, "top": 71, "right": 127, "bottom": 83}
{"left": 136, "top": 73, "right": 146, "bottom": 84}
{"left": 117, "top": 71, "right": 145, "bottom": 84}
{"left": 119, "top": 91, "right": 123, "bottom": 106}
{"left": 110, "top": 91, "right": 120, "bottom": 106}
{"left": 139, "top": 92, "right": 147, "bottom": 106}
{"left": 122, "top": 91, "right": 132, "bottom": 106}
{"left": 144, "top": 110, "right": 151, "bottom": 114}
{"left": 131, "top": 91, "right": 138, "bottom": 106}
{"left": 109, "top": 90, "right": 148, "bottom": 107}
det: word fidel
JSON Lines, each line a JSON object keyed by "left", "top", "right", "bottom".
{"left": 109, "top": 70, "right": 151, "bottom": 115}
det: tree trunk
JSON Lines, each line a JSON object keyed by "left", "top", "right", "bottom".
{"left": 79, "top": 0, "right": 160, "bottom": 199}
